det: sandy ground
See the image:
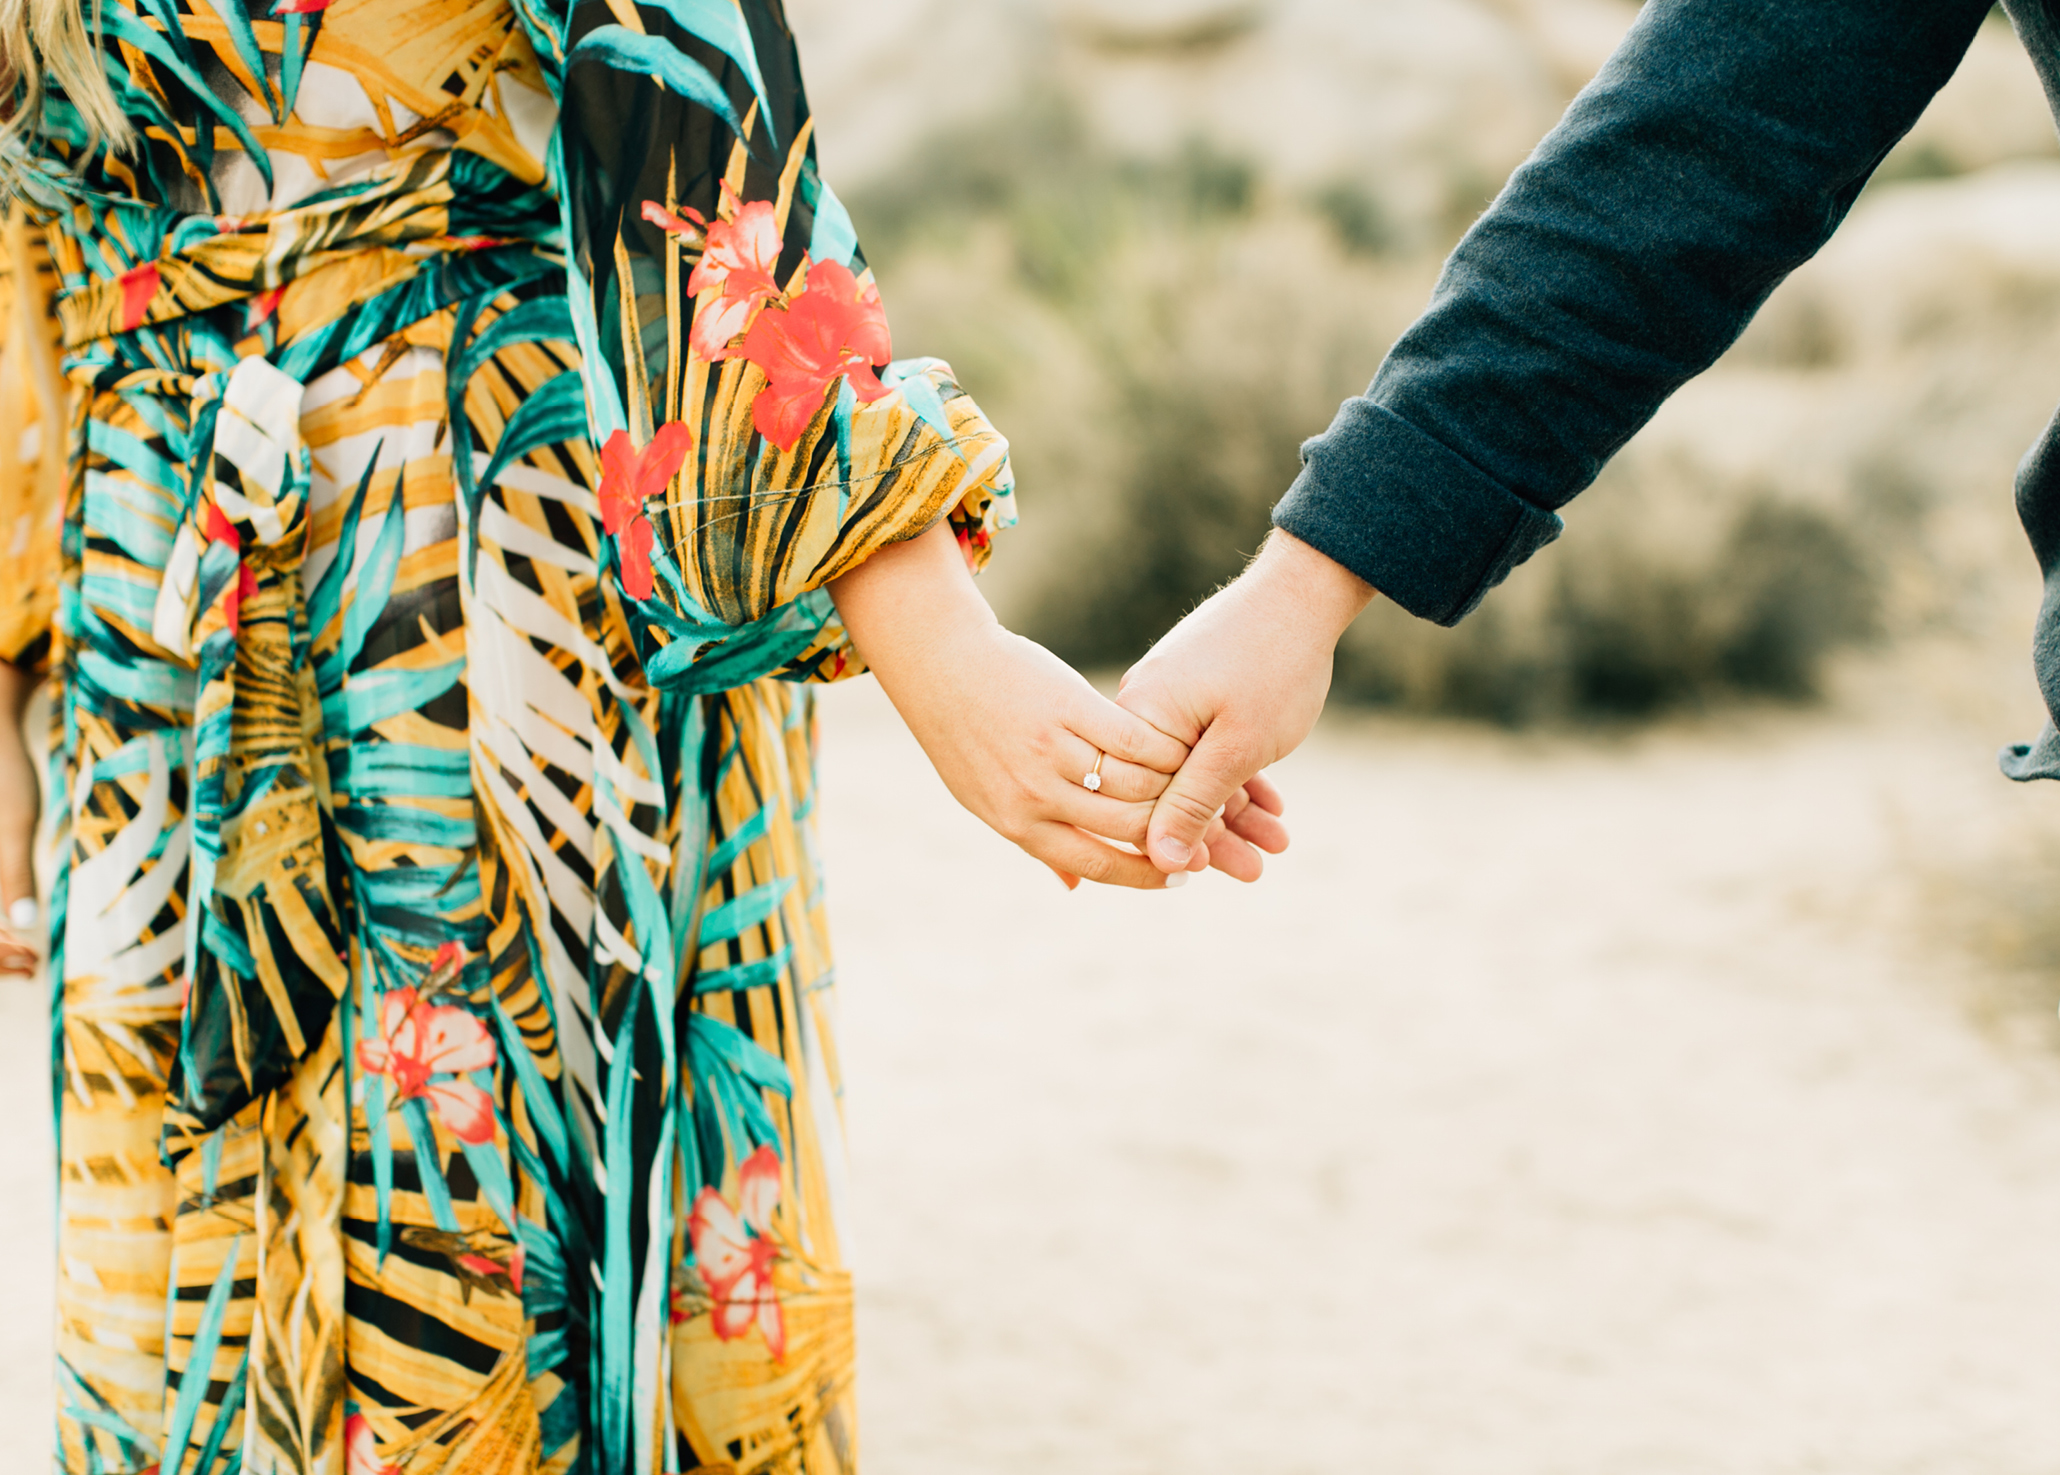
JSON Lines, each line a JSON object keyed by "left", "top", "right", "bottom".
{"left": 7, "top": 675, "right": 2060, "bottom": 1470}
{"left": 818, "top": 674, "right": 2060, "bottom": 1475}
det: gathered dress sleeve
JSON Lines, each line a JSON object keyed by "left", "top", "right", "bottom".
{"left": 0, "top": 204, "right": 67, "bottom": 674}
{"left": 517, "top": 0, "right": 1015, "bottom": 690}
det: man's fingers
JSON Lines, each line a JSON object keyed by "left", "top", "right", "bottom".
{"left": 1227, "top": 802, "right": 1290, "bottom": 855}
{"left": 1199, "top": 815, "right": 1264, "bottom": 882}
{"left": 1025, "top": 823, "right": 1185, "bottom": 891}
{"left": 1242, "top": 772, "right": 1286, "bottom": 817}
{"left": 1145, "top": 724, "right": 1259, "bottom": 873}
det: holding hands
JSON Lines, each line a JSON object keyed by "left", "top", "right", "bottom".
{"left": 1, "top": 529, "right": 1368, "bottom": 946}
{"left": 828, "top": 521, "right": 1290, "bottom": 889}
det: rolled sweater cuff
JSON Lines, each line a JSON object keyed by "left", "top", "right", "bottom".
{"left": 1270, "top": 399, "right": 1565, "bottom": 627}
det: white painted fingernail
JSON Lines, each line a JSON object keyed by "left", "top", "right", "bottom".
{"left": 7, "top": 898, "right": 36, "bottom": 930}
{"left": 1163, "top": 872, "right": 1189, "bottom": 889}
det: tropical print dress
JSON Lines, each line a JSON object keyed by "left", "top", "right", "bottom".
{"left": 0, "top": 0, "right": 1016, "bottom": 1468}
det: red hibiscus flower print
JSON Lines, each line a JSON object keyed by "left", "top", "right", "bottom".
{"left": 640, "top": 201, "right": 704, "bottom": 240}
{"left": 355, "top": 986, "right": 498, "bottom": 1144}
{"left": 245, "top": 287, "right": 283, "bottom": 331}
{"left": 203, "top": 502, "right": 257, "bottom": 635}
{"left": 457, "top": 1243, "right": 524, "bottom": 1294}
{"left": 737, "top": 260, "right": 893, "bottom": 451}
{"left": 117, "top": 263, "right": 159, "bottom": 332}
{"left": 598, "top": 423, "right": 694, "bottom": 602}
{"left": 687, "top": 1144, "right": 787, "bottom": 1358}
{"left": 642, "top": 183, "right": 784, "bottom": 361}
{"left": 345, "top": 1413, "right": 398, "bottom": 1475}
{"left": 426, "top": 939, "right": 465, "bottom": 987}
{"left": 398, "top": 1225, "right": 525, "bottom": 1302}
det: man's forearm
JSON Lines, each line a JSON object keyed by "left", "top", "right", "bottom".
{"left": 1274, "top": 0, "right": 1990, "bottom": 626}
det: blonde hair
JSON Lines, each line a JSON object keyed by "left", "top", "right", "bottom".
{"left": 0, "top": 0, "right": 133, "bottom": 174}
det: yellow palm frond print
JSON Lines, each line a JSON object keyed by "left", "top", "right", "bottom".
{"left": 0, "top": 0, "right": 1013, "bottom": 1469}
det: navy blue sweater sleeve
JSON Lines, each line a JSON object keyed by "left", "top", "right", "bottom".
{"left": 1273, "top": 0, "right": 1994, "bottom": 625}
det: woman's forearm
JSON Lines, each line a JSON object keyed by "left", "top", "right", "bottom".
{"left": 826, "top": 520, "right": 994, "bottom": 692}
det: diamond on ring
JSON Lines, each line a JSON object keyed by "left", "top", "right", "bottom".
{"left": 1082, "top": 771, "right": 1101, "bottom": 792}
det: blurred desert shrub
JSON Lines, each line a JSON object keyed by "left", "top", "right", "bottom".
{"left": 844, "top": 7, "right": 2060, "bottom": 724}
{"left": 848, "top": 95, "right": 1402, "bottom": 666}
{"left": 1334, "top": 476, "right": 1894, "bottom": 724}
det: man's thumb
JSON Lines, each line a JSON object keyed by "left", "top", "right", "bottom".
{"left": 1147, "top": 724, "right": 1252, "bottom": 873}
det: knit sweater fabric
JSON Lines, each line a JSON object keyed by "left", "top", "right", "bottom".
{"left": 1271, "top": 0, "right": 2060, "bottom": 777}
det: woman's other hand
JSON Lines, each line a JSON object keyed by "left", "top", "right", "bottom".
{"left": 0, "top": 660, "right": 41, "bottom": 975}
{"left": 830, "top": 521, "right": 1218, "bottom": 890}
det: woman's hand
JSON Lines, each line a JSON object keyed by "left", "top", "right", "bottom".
{"left": 829, "top": 522, "right": 1258, "bottom": 889}
{"left": 0, "top": 660, "right": 41, "bottom": 975}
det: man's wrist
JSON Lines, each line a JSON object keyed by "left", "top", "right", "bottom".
{"left": 1245, "top": 529, "right": 1375, "bottom": 644}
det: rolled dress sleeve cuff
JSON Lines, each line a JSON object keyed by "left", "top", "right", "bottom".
{"left": 1272, "top": 400, "right": 1563, "bottom": 628}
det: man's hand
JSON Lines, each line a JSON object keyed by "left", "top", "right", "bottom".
{"left": 1118, "top": 530, "right": 1374, "bottom": 876}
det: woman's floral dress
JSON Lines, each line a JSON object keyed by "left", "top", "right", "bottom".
{"left": 0, "top": 0, "right": 1015, "bottom": 1469}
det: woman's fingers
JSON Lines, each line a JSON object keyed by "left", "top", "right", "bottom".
{"left": 1023, "top": 822, "right": 1183, "bottom": 890}
{"left": 1044, "top": 731, "right": 1288, "bottom": 875}
{"left": 0, "top": 928, "right": 34, "bottom": 975}
{"left": 1050, "top": 731, "right": 1173, "bottom": 805}
{"left": 1033, "top": 777, "right": 1158, "bottom": 848}
{"left": 1064, "top": 688, "right": 1191, "bottom": 776}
